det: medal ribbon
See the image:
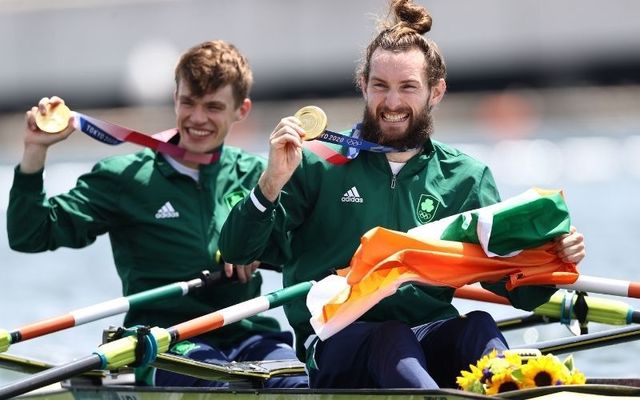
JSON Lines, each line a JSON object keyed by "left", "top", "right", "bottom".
{"left": 304, "top": 124, "right": 408, "bottom": 164}
{"left": 317, "top": 124, "right": 398, "bottom": 157}
{"left": 71, "top": 112, "right": 221, "bottom": 164}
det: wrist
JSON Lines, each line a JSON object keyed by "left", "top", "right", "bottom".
{"left": 20, "top": 143, "right": 48, "bottom": 174}
{"left": 258, "top": 172, "right": 283, "bottom": 203}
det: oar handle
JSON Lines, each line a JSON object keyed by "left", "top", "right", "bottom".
{"left": 215, "top": 250, "right": 282, "bottom": 273}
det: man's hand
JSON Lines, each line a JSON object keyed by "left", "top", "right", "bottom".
{"left": 258, "top": 116, "right": 305, "bottom": 202}
{"left": 21, "top": 96, "right": 75, "bottom": 173}
{"left": 553, "top": 226, "right": 585, "bottom": 264}
{"left": 224, "top": 261, "right": 260, "bottom": 283}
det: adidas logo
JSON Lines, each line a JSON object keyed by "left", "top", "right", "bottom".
{"left": 155, "top": 201, "right": 180, "bottom": 219}
{"left": 341, "top": 186, "right": 363, "bottom": 203}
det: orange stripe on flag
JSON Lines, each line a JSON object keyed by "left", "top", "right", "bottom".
{"left": 310, "top": 227, "right": 578, "bottom": 339}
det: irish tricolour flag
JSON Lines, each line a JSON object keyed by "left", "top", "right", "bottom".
{"left": 307, "top": 188, "right": 580, "bottom": 340}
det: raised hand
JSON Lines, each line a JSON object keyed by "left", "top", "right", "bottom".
{"left": 258, "top": 116, "right": 306, "bottom": 202}
{"left": 21, "top": 96, "right": 75, "bottom": 173}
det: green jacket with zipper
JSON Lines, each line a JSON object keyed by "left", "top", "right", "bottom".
{"left": 219, "top": 138, "right": 556, "bottom": 359}
{"left": 8, "top": 145, "right": 281, "bottom": 348}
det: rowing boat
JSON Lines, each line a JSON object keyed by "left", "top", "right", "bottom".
{"left": 3, "top": 275, "right": 640, "bottom": 399}
{"left": 13, "top": 378, "right": 640, "bottom": 399}
{"left": 4, "top": 351, "right": 640, "bottom": 400}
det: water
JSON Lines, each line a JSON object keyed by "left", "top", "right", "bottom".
{"left": 1, "top": 131, "right": 640, "bottom": 386}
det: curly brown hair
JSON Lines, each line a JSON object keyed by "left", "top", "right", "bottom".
{"left": 357, "top": 0, "right": 446, "bottom": 89}
{"left": 174, "top": 40, "right": 253, "bottom": 107}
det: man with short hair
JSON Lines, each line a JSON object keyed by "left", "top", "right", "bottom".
{"left": 219, "top": 0, "right": 585, "bottom": 390}
{"left": 7, "top": 40, "right": 307, "bottom": 388}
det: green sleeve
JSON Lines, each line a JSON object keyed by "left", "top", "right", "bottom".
{"left": 7, "top": 163, "right": 120, "bottom": 252}
{"left": 477, "top": 166, "right": 501, "bottom": 206}
{"left": 219, "top": 153, "right": 313, "bottom": 266}
{"left": 481, "top": 280, "right": 557, "bottom": 311}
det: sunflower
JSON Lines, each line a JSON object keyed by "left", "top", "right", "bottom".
{"left": 475, "top": 350, "right": 499, "bottom": 372}
{"left": 484, "top": 369, "right": 522, "bottom": 395}
{"left": 456, "top": 367, "right": 485, "bottom": 394}
{"left": 520, "top": 354, "right": 571, "bottom": 388}
{"left": 458, "top": 351, "right": 585, "bottom": 395}
{"left": 457, "top": 364, "right": 480, "bottom": 390}
{"left": 458, "top": 350, "right": 526, "bottom": 394}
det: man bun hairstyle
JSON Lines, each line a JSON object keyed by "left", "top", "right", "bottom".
{"left": 387, "top": 0, "right": 432, "bottom": 35}
{"left": 175, "top": 40, "right": 253, "bottom": 107}
{"left": 357, "top": 0, "right": 446, "bottom": 89}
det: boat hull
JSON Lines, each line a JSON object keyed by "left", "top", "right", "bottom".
{"left": 18, "top": 381, "right": 640, "bottom": 400}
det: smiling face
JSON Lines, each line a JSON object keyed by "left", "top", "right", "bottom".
{"left": 360, "top": 47, "right": 445, "bottom": 149}
{"left": 174, "top": 79, "right": 250, "bottom": 164}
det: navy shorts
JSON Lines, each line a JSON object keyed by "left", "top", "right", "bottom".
{"left": 307, "top": 311, "right": 506, "bottom": 389}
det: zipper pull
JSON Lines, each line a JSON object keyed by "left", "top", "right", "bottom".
{"left": 391, "top": 174, "right": 397, "bottom": 189}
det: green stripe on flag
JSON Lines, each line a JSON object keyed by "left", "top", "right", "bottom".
{"left": 439, "top": 189, "right": 570, "bottom": 256}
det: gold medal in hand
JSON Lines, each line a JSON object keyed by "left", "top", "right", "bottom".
{"left": 294, "top": 106, "right": 327, "bottom": 141}
{"left": 35, "top": 103, "right": 72, "bottom": 133}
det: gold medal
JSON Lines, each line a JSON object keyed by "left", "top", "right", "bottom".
{"left": 35, "top": 103, "right": 72, "bottom": 134}
{"left": 294, "top": 106, "right": 327, "bottom": 140}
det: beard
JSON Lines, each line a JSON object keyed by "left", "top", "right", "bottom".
{"left": 360, "top": 104, "right": 434, "bottom": 150}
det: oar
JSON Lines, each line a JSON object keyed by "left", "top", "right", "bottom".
{"left": 0, "top": 271, "right": 223, "bottom": 354}
{"left": 455, "top": 285, "right": 640, "bottom": 326}
{"left": 513, "top": 324, "right": 640, "bottom": 355}
{"left": 0, "top": 353, "right": 106, "bottom": 379}
{"left": 456, "top": 275, "right": 640, "bottom": 301}
{"left": 0, "top": 262, "right": 281, "bottom": 354}
{"left": 556, "top": 274, "right": 640, "bottom": 299}
{"left": 496, "top": 314, "right": 553, "bottom": 331}
{"left": 0, "top": 281, "right": 312, "bottom": 400}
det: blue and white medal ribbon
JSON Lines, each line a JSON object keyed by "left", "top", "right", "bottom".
{"left": 295, "top": 106, "right": 406, "bottom": 160}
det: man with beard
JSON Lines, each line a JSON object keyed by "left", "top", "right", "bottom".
{"left": 8, "top": 40, "right": 307, "bottom": 388}
{"left": 219, "top": 0, "right": 585, "bottom": 390}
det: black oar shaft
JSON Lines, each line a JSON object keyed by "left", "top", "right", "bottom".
{"left": 0, "top": 354, "right": 102, "bottom": 400}
{"left": 514, "top": 324, "right": 640, "bottom": 355}
{"left": 496, "top": 314, "right": 555, "bottom": 331}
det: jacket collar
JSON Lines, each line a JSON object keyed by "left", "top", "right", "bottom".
{"left": 154, "top": 131, "right": 224, "bottom": 179}
{"left": 364, "top": 137, "right": 435, "bottom": 174}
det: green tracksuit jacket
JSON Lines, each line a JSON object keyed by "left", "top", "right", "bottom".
{"left": 8, "top": 145, "right": 280, "bottom": 348}
{"left": 219, "top": 138, "right": 556, "bottom": 358}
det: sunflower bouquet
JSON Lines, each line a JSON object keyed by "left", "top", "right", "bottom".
{"left": 456, "top": 350, "right": 586, "bottom": 395}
